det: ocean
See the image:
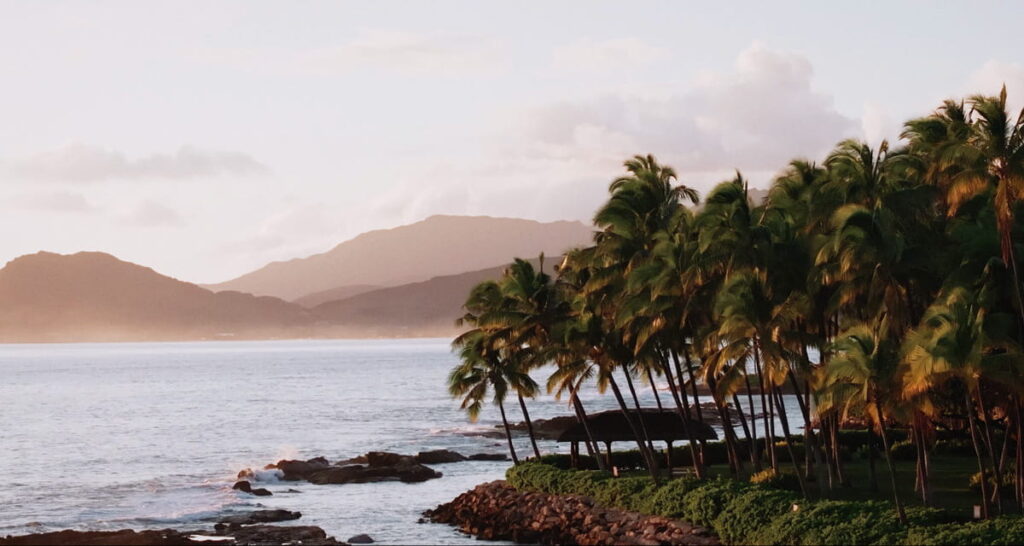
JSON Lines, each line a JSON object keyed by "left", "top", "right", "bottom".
{"left": 0, "top": 338, "right": 804, "bottom": 544}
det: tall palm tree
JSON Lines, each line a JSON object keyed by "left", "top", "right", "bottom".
{"left": 448, "top": 329, "right": 537, "bottom": 465}
{"left": 823, "top": 317, "right": 908, "bottom": 523}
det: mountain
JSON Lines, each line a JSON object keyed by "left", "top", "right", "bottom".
{"left": 0, "top": 251, "right": 316, "bottom": 342}
{"left": 206, "top": 215, "right": 593, "bottom": 301}
{"left": 293, "top": 284, "right": 381, "bottom": 308}
{"left": 312, "top": 258, "right": 548, "bottom": 338}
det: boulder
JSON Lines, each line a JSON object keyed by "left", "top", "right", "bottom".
{"left": 232, "top": 480, "right": 252, "bottom": 492}
{"left": 250, "top": 488, "right": 272, "bottom": 496}
{"left": 0, "top": 529, "right": 190, "bottom": 545}
{"left": 222, "top": 525, "right": 341, "bottom": 546}
{"left": 270, "top": 458, "right": 331, "bottom": 481}
{"left": 217, "top": 509, "right": 301, "bottom": 526}
{"left": 308, "top": 463, "right": 441, "bottom": 485}
{"left": 347, "top": 534, "right": 374, "bottom": 544}
{"left": 415, "top": 450, "right": 467, "bottom": 464}
{"left": 468, "top": 453, "right": 508, "bottom": 461}
{"left": 365, "top": 451, "right": 416, "bottom": 467}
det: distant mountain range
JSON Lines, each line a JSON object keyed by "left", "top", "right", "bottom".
{"left": 205, "top": 215, "right": 592, "bottom": 301}
{"left": 0, "top": 216, "right": 591, "bottom": 342}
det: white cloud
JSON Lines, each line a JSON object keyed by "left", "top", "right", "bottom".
{"left": 121, "top": 201, "right": 183, "bottom": 227}
{"left": 3, "top": 144, "right": 268, "bottom": 183}
{"left": 552, "top": 38, "right": 668, "bottom": 72}
{"left": 11, "top": 191, "right": 97, "bottom": 213}
{"left": 966, "top": 60, "right": 1024, "bottom": 111}
{"left": 861, "top": 101, "right": 898, "bottom": 146}
{"left": 364, "top": 43, "right": 859, "bottom": 228}
{"left": 196, "top": 29, "right": 501, "bottom": 77}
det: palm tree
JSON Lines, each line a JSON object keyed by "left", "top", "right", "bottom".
{"left": 448, "top": 329, "right": 536, "bottom": 465}
{"left": 823, "top": 317, "right": 908, "bottom": 523}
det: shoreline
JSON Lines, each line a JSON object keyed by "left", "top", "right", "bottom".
{"left": 424, "top": 480, "right": 718, "bottom": 546}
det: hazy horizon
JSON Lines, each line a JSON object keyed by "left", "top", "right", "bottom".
{"left": 3, "top": 1, "right": 1024, "bottom": 282}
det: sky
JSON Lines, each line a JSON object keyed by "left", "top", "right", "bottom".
{"left": 2, "top": 1, "right": 1024, "bottom": 283}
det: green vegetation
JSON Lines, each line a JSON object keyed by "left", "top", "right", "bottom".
{"left": 447, "top": 86, "right": 1024, "bottom": 532}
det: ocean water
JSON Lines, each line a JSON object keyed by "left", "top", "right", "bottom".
{"left": 0, "top": 339, "right": 804, "bottom": 544}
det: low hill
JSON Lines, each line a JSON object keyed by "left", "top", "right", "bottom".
{"left": 207, "top": 215, "right": 593, "bottom": 301}
{"left": 312, "top": 258, "right": 550, "bottom": 338}
{"left": 0, "top": 251, "right": 316, "bottom": 342}
{"left": 292, "top": 284, "right": 381, "bottom": 308}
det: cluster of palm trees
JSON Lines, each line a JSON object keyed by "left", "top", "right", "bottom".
{"left": 447, "top": 87, "right": 1024, "bottom": 521}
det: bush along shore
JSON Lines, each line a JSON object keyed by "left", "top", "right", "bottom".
{"left": 455, "top": 461, "right": 1024, "bottom": 546}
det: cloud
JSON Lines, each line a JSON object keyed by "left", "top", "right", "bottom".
{"left": 121, "top": 201, "right": 183, "bottom": 227}
{"left": 367, "top": 43, "right": 859, "bottom": 227}
{"left": 552, "top": 38, "right": 668, "bottom": 72}
{"left": 197, "top": 30, "right": 501, "bottom": 77}
{"left": 10, "top": 191, "right": 98, "bottom": 213}
{"left": 3, "top": 144, "right": 268, "bottom": 183}
{"left": 966, "top": 60, "right": 1024, "bottom": 110}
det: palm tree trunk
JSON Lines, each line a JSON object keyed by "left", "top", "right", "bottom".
{"left": 772, "top": 385, "right": 807, "bottom": 497}
{"left": 832, "top": 414, "right": 849, "bottom": 486}
{"left": 678, "top": 347, "right": 708, "bottom": 467}
{"left": 966, "top": 391, "right": 992, "bottom": 519}
{"left": 661, "top": 359, "right": 705, "bottom": 478}
{"left": 609, "top": 375, "right": 660, "bottom": 484}
{"left": 975, "top": 385, "right": 1005, "bottom": 514}
{"left": 874, "top": 399, "right": 908, "bottom": 525}
{"left": 571, "top": 389, "right": 607, "bottom": 471}
{"left": 623, "top": 367, "right": 658, "bottom": 458}
{"left": 707, "top": 375, "right": 740, "bottom": 477}
{"left": 497, "top": 398, "right": 520, "bottom": 465}
{"left": 646, "top": 366, "right": 664, "bottom": 411}
{"left": 743, "top": 368, "right": 762, "bottom": 470}
{"left": 752, "top": 339, "right": 777, "bottom": 471}
{"left": 517, "top": 393, "right": 542, "bottom": 460}
{"left": 1014, "top": 397, "right": 1023, "bottom": 511}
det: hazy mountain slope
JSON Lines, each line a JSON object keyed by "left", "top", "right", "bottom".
{"left": 311, "top": 258, "right": 551, "bottom": 338}
{"left": 292, "top": 284, "right": 381, "bottom": 308}
{"left": 0, "top": 251, "right": 316, "bottom": 342}
{"left": 206, "top": 215, "right": 593, "bottom": 300}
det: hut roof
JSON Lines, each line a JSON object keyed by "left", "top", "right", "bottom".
{"left": 556, "top": 409, "right": 717, "bottom": 443}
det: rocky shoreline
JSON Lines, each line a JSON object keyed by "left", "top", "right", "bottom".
{"left": 0, "top": 525, "right": 344, "bottom": 546}
{"left": 424, "top": 480, "right": 719, "bottom": 546}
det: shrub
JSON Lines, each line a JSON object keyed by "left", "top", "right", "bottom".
{"left": 932, "top": 438, "right": 976, "bottom": 457}
{"left": 758, "top": 500, "right": 905, "bottom": 545}
{"left": 645, "top": 477, "right": 701, "bottom": 519}
{"left": 904, "top": 516, "right": 1024, "bottom": 546}
{"left": 680, "top": 478, "right": 753, "bottom": 527}
{"left": 968, "top": 468, "right": 1015, "bottom": 495}
{"left": 750, "top": 468, "right": 802, "bottom": 492}
{"left": 889, "top": 439, "right": 918, "bottom": 461}
{"left": 713, "top": 487, "right": 799, "bottom": 545}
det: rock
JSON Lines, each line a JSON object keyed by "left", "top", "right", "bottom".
{"left": 233, "top": 480, "right": 253, "bottom": 492}
{"left": 250, "top": 488, "right": 272, "bottom": 496}
{"left": 335, "top": 454, "right": 368, "bottom": 465}
{"left": 220, "top": 525, "right": 342, "bottom": 546}
{"left": 308, "top": 462, "right": 441, "bottom": 485}
{"left": 347, "top": 534, "right": 374, "bottom": 544}
{"left": 217, "top": 509, "right": 301, "bottom": 526}
{"left": 467, "top": 453, "right": 508, "bottom": 461}
{"left": 424, "top": 480, "right": 720, "bottom": 546}
{"left": 365, "top": 451, "right": 416, "bottom": 467}
{"left": 237, "top": 468, "right": 254, "bottom": 479}
{"left": 270, "top": 458, "right": 331, "bottom": 481}
{"left": 415, "top": 449, "right": 467, "bottom": 464}
{"left": 0, "top": 529, "right": 191, "bottom": 545}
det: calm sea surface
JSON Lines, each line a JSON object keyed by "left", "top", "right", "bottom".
{"left": 0, "top": 339, "right": 804, "bottom": 544}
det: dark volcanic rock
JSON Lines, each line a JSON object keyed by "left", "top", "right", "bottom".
{"left": 347, "top": 534, "right": 374, "bottom": 544}
{"left": 366, "top": 451, "right": 417, "bottom": 467}
{"left": 0, "top": 525, "right": 341, "bottom": 546}
{"left": 0, "top": 529, "right": 191, "bottom": 546}
{"left": 269, "top": 457, "right": 331, "bottom": 481}
{"left": 217, "top": 509, "right": 301, "bottom": 526}
{"left": 233, "top": 480, "right": 253, "bottom": 492}
{"left": 467, "top": 453, "right": 508, "bottom": 461}
{"left": 224, "top": 525, "right": 341, "bottom": 546}
{"left": 425, "top": 480, "right": 719, "bottom": 546}
{"left": 415, "top": 449, "right": 467, "bottom": 464}
{"left": 308, "top": 462, "right": 441, "bottom": 484}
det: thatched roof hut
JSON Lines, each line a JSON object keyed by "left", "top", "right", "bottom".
{"left": 556, "top": 409, "right": 717, "bottom": 443}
